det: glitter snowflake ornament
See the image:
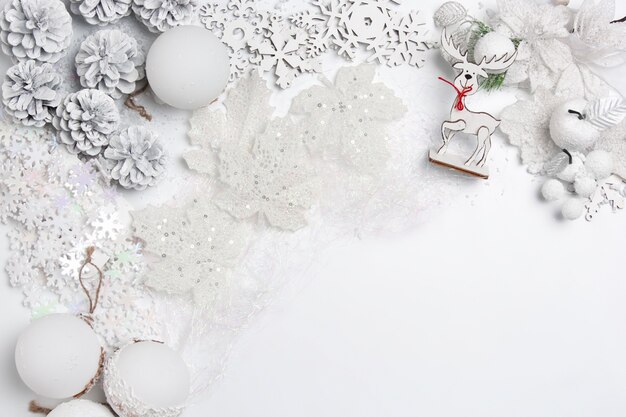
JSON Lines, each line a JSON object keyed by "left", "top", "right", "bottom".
{"left": 133, "top": 198, "right": 251, "bottom": 306}
{"left": 2, "top": 60, "right": 63, "bottom": 127}
{"left": 70, "top": 0, "right": 132, "bottom": 26}
{"left": 0, "top": 0, "right": 73, "bottom": 63}
{"left": 75, "top": 30, "right": 145, "bottom": 99}
{"left": 291, "top": 64, "right": 406, "bottom": 172}
{"left": 53, "top": 89, "right": 120, "bottom": 157}
{"left": 132, "top": 0, "right": 200, "bottom": 33}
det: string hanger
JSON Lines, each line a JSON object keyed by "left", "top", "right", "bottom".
{"left": 78, "top": 246, "right": 104, "bottom": 315}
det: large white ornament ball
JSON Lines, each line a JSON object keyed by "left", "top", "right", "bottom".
{"left": 15, "top": 314, "right": 103, "bottom": 399}
{"left": 561, "top": 198, "right": 585, "bottom": 220}
{"left": 103, "top": 341, "right": 191, "bottom": 417}
{"left": 550, "top": 99, "right": 601, "bottom": 152}
{"left": 541, "top": 179, "right": 566, "bottom": 201}
{"left": 473, "top": 32, "right": 516, "bottom": 74}
{"left": 48, "top": 400, "right": 115, "bottom": 417}
{"left": 574, "top": 176, "right": 597, "bottom": 198}
{"left": 585, "top": 150, "right": 614, "bottom": 180}
{"left": 146, "top": 25, "right": 230, "bottom": 110}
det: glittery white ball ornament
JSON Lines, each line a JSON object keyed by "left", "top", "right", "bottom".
{"left": 48, "top": 399, "right": 115, "bottom": 417}
{"left": 585, "top": 150, "right": 614, "bottom": 180}
{"left": 15, "top": 314, "right": 103, "bottom": 399}
{"left": 146, "top": 25, "right": 230, "bottom": 110}
{"left": 561, "top": 198, "right": 585, "bottom": 220}
{"left": 103, "top": 341, "right": 190, "bottom": 417}
{"left": 550, "top": 99, "right": 601, "bottom": 152}
{"left": 541, "top": 179, "right": 566, "bottom": 201}
{"left": 473, "top": 32, "right": 516, "bottom": 74}
{"left": 574, "top": 176, "right": 597, "bottom": 198}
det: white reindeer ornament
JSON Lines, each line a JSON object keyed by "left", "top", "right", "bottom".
{"left": 429, "top": 29, "right": 517, "bottom": 179}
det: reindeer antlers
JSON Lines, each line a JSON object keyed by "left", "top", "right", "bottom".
{"left": 441, "top": 28, "right": 468, "bottom": 62}
{"left": 478, "top": 49, "right": 518, "bottom": 73}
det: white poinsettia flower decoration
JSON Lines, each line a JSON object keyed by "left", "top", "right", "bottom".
{"left": 101, "top": 126, "right": 167, "bottom": 191}
{"left": 75, "top": 29, "right": 145, "bottom": 99}
{"left": 70, "top": 0, "right": 132, "bottom": 26}
{"left": 0, "top": 0, "right": 73, "bottom": 63}
{"left": 132, "top": 0, "right": 199, "bottom": 33}
{"left": 53, "top": 89, "right": 120, "bottom": 157}
{"left": 2, "top": 59, "right": 62, "bottom": 127}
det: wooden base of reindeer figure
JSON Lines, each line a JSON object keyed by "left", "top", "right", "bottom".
{"left": 429, "top": 28, "right": 517, "bottom": 179}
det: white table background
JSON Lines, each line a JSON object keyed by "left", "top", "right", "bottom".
{"left": 2, "top": 0, "right": 626, "bottom": 416}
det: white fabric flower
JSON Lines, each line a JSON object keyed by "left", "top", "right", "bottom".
{"left": 0, "top": 0, "right": 73, "bottom": 63}
{"left": 75, "top": 29, "right": 145, "bottom": 99}
{"left": 2, "top": 59, "right": 62, "bottom": 127}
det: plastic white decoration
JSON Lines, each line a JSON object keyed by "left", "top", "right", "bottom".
{"left": 2, "top": 60, "right": 62, "bottom": 127}
{"left": 291, "top": 64, "right": 406, "bottom": 173}
{"left": 584, "top": 97, "right": 626, "bottom": 130}
{"left": 15, "top": 314, "right": 103, "bottom": 399}
{"left": 132, "top": 0, "right": 199, "bottom": 33}
{"left": 48, "top": 399, "right": 116, "bottom": 417}
{"left": 75, "top": 30, "right": 145, "bottom": 99}
{"left": 70, "top": 0, "right": 132, "bottom": 26}
{"left": 133, "top": 197, "right": 251, "bottom": 305}
{"left": 0, "top": 0, "right": 73, "bottom": 63}
{"left": 103, "top": 341, "right": 190, "bottom": 417}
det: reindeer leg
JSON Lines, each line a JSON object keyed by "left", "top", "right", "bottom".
{"left": 438, "top": 121, "right": 465, "bottom": 155}
{"left": 477, "top": 130, "right": 492, "bottom": 167}
{"left": 465, "top": 127, "right": 488, "bottom": 166}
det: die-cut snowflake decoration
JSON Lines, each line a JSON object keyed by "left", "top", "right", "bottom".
{"left": 1, "top": 127, "right": 158, "bottom": 349}
{"left": 585, "top": 175, "right": 625, "bottom": 221}
{"left": 133, "top": 197, "right": 251, "bottom": 307}
{"left": 199, "top": 0, "right": 266, "bottom": 82}
{"left": 248, "top": 20, "right": 321, "bottom": 88}
{"left": 291, "top": 64, "right": 406, "bottom": 172}
{"left": 290, "top": 0, "right": 431, "bottom": 68}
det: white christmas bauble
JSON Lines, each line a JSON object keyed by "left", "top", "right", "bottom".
{"left": 146, "top": 25, "right": 230, "bottom": 110}
{"left": 473, "top": 32, "right": 516, "bottom": 74}
{"left": 585, "top": 150, "right": 614, "bottom": 180}
{"left": 574, "top": 176, "right": 597, "bottom": 198}
{"left": 541, "top": 179, "right": 566, "bottom": 201}
{"left": 561, "top": 198, "right": 585, "bottom": 220}
{"left": 549, "top": 99, "right": 601, "bottom": 152}
{"left": 103, "top": 341, "right": 190, "bottom": 417}
{"left": 48, "top": 399, "right": 115, "bottom": 417}
{"left": 15, "top": 314, "right": 103, "bottom": 399}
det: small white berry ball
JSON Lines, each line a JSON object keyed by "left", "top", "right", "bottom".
{"left": 550, "top": 99, "right": 601, "bottom": 151}
{"left": 556, "top": 155, "right": 585, "bottom": 183}
{"left": 584, "top": 150, "right": 614, "bottom": 180}
{"left": 473, "top": 32, "right": 517, "bottom": 74}
{"left": 541, "top": 179, "right": 566, "bottom": 201}
{"left": 574, "top": 176, "right": 597, "bottom": 198}
{"left": 48, "top": 400, "right": 115, "bottom": 417}
{"left": 561, "top": 198, "right": 585, "bottom": 220}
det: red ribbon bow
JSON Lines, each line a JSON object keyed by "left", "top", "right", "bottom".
{"left": 438, "top": 77, "right": 472, "bottom": 111}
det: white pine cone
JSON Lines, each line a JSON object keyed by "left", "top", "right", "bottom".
{"left": 101, "top": 126, "right": 167, "bottom": 190}
{"left": 2, "top": 60, "right": 62, "bottom": 127}
{"left": 132, "top": 0, "right": 199, "bottom": 33}
{"left": 70, "top": 0, "right": 132, "bottom": 26}
{"left": 76, "top": 30, "right": 145, "bottom": 99}
{"left": 0, "top": 0, "right": 73, "bottom": 63}
{"left": 53, "top": 89, "right": 120, "bottom": 157}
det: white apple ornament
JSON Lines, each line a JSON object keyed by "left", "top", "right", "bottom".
{"left": 549, "top": 99, "right": 601, "bottom": 152}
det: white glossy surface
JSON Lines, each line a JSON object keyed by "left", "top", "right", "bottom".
{"left": 146, "top": 25, "right": 230, "bottom": 110}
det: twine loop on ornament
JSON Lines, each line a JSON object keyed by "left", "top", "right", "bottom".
{"left": 78, "top": 246, "right": 104, "bottom": 315}
{"left": 124, "top": 83, "right": 153, "bottom": 121}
